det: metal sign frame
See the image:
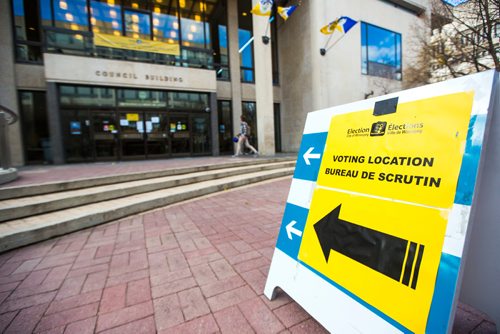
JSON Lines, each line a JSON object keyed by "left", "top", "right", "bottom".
{"left": 265, "top": 70, "right": 499, "bottom": 333}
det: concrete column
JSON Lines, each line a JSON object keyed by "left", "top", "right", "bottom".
{"left": 227, "top": 0, "right": 243, "bottom": 139}
{"left": 209, "top": 92, "right": 219, "bottom": 156}
{"left": 252, "top": 0, "right": 275, "bottom": 155}
{"left": 46, "top": 82, "right": 65, "bottom": 164}
{"left": 0, "top": 0, "right": 24, "bottom": 166}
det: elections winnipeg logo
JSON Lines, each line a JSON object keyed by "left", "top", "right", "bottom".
{"left": 370, "top": 122, "right": 387, "bottom": 136}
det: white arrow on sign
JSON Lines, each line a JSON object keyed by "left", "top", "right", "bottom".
{"left": 303, "top": 147, "right": 321, "bottom": 165}
{"left": 286, "top": 220, "right": 303, "bottom": 240}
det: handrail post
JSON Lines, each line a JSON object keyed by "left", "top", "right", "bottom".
{"left": 0, "top": 112, "right": 11, "bottom": 170}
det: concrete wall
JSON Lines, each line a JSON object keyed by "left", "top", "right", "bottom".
{"left": 278, "top": 0, "right": 429, "bottom": 152}
{"left": 44, "top": 54, "right": 217, "bottom": 92}
{"left": 278, "top": 0, "right": 314, "bottom": 153}
{"left": 15, "top": 64, "right": 46, "bottom": 90}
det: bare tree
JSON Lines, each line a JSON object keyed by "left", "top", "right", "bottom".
{"left": 404, "top": 0, "right": 499, "bottom": 86}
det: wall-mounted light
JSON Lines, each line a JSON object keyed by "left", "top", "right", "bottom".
{"left": 153, "top": 18, "right": 160, "bottom": 26}
{"left": 194, "top": 14, "right": 201, "bottom": 22}
{"left": 112, "top": 20, "right": 119, "bottom": 28}
{"left": 109, "top": 9, "right": 117, "bottom": 18}
{"left": 65, "top": 13, "right": 73, "bottom": 21}
{"left": 190, "top": 25, "right": 197, "bottom": 32}
{"left": 187, "top": 33, "right": 193, "bottom": 40}
{"left": 59, "top": 1, "right": 67, "bottom": 10}
{"left": 170, "top": 31, "right": 177, "bottom": 38}
{"left": 173, "top": 21, "right": 179, "bottom": 29}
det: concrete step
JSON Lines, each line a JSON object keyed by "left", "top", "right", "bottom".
{"left": 0, "top": 157, "right": 295, "bottom": 200}
{"left": 0, "top": 167, "right": 294, "bottom": 252}
{"left": 0, "top": 161, "right": 295, "bottom": 222}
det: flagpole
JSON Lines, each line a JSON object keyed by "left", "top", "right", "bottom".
{"left": 239, "top": 36, "right": 254, "bottom": 53}
{"left": 324, "top": 33, "right": 334, "bottom": 50}
{"left": 325, "top": 33, "right": 348, "bottom": 53}
{"left": 262, "top": 16, "right": 271, "bottom": 44}
{"left": 320, "top": 32, "right": 334, "bottom": 55}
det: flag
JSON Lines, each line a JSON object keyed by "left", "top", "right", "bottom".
{"left": 277, "top": 5, "right": 298, "bottom": 21}
{"left": 320, "top": 16, "right": 357, "bottom": 35}
{"left": 250, "top": 0, "right": 274, "bottom": 16}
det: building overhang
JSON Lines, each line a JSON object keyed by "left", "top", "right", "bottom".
{"left": 383, "top": 0, "right": 426, "bottom": 15}
{"left": 44, "top": 53, "right": 217, "bottom": 92}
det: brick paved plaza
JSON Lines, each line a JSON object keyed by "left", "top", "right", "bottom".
{"left": 0, "top": 172, "right": 496, "bottom": 333}
{"left": 0, "top": 178, "right": 329, "bottom": 333}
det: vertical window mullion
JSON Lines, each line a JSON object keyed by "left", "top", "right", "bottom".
{"left": 176, "top": 0, "right": 183, "bottom": 51}
{"left": 86, "top": 0, "right": 91, "bottom": 32}
{"left": 202, "top": 1, "right": 207, "bottom": 49}
{"left": 50, "top": 0, "right": 55, "bottom": 27}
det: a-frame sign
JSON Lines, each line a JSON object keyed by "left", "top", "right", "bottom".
{"left": 265, "top": 70, "right": 499, "bottom": 333}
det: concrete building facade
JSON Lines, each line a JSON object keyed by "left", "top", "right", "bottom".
{"left": 0, "top": 0, "right": 429, "bottom": 166}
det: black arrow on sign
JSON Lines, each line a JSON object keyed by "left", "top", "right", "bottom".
{"left": 313, "top": 204, "right": 425, "bottom": 289}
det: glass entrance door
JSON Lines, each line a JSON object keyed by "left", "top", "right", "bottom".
{"left": 217, "top": 101, "right": 233, "bottom": 155}
{"left": 63, "top": 109, "right": 93, "bottom": 162}
{"left": 119, "top": 112, "right": 146, "bottom": 159}
{"left": 92, "top": 111, "right": 118, "bottom": 160}
{"left": 169, "top": 114, "right": 190, "bottom": 155}
{"left": 192, "top": 114, "right": 210, "bottom": 155}
{"left": 145, "top": 112, "right": 169, "bottom": 158}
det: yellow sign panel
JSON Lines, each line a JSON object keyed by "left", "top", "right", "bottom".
{"left": 317, "top": 92, "right": 474, "bottom": 208}
{"left": 298, "top": 189, "right": 448, "bottom": 334}
{"left": 94, "top": 33, "right": 180, "bottom": 56}
{"left": 126, "top": 113, "right": 139, "bottom": 121}
{"left": 298, "top": 92, "right": 475, "bottom": 333}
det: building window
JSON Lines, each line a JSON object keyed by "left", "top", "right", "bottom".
{"left": 60, "top": 85, "right": 116, "bottom": 107}
{"left": 152, "top": 5, "right": 180, "bottom": 44}
{"left": 117, "top": 89, "right": 166, "bottom": 107}
{"left": 19, "top": 91, "right": 50, "bottom": 164}
{"left": 216, "top": 25, "right": 229, "bottom": 79}
{"left": 90, "top": 0, "right": 123, "bottom": 36}
{"left": 124, "top": 10, "right": 150, "bottom": 39}
{"left": 11, "top": 0, "right": 43, "bottom": 62}
{"left": 271, "top": 17, "right": 279, "bottom": 85}
{"left": 179, "top": 0, "right": 208, "bottom": 49}
{"left": 168, "top": 92, "right": 209, "bottom": 111}
{"left": 11, "top": 0, "right": 225, "bottom": 69}
{"left": 361, "top": 22, "right": 402, "bottom": 80}
{"left": 238, "top": 1, "right": 254, "bottom": 83}
{"left": 53, "top": 0, "right": 89, "bottom": 31}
